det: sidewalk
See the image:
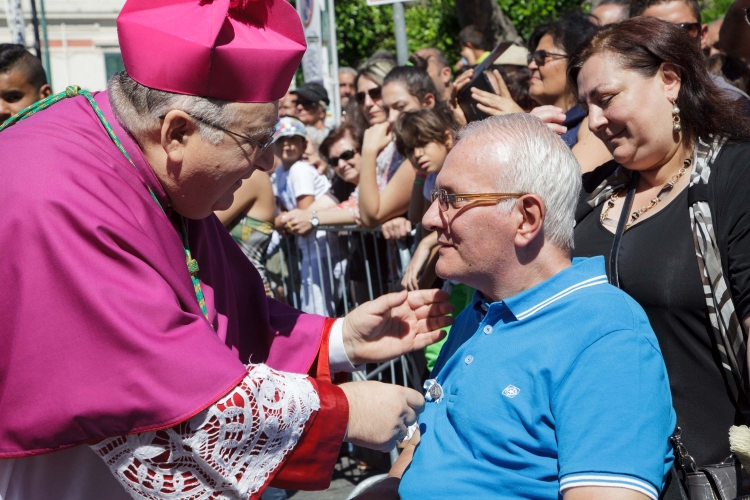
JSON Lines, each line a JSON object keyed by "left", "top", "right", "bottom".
{"left": 288, "top": 456, "right": 385, "bottom": 500}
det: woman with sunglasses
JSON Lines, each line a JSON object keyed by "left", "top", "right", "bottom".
{"left": 527, "top": 12, "right": 612, "bottom": 172}
{"left": 570, "top": 18, "right": 750, "bottom": 499}
{"left": 352, "top": 56, "right": 422, "bottom": 231}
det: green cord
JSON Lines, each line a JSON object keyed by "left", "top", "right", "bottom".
{"left": 0, "top": 86, "right": 211, "bottom": 324}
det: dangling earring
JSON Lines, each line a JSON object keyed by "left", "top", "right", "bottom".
{"left": 671, "top": 99, "right": 681, "bottom": 133}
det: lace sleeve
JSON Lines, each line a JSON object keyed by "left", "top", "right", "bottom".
{"left": 90, "top": 364, "right": 320, "bottom": 499}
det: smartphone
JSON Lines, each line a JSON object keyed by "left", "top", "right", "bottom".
{"left": 458, "top": 42, "right": 514, "bottom": 123}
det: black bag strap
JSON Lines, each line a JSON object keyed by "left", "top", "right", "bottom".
{"left": 609, "top": 172, "right": 639, "bottom": 287}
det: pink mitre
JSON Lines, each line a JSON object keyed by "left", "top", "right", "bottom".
{"left": 117, "top": 0, "right": 307, "bottom": 103}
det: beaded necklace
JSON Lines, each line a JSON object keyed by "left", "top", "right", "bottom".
{"left": 600, "top": 157, "right": 693, "bottom": 229}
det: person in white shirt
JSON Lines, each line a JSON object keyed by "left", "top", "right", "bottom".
{"left": 273, "top": 117, "right": 343, "bottom": 315}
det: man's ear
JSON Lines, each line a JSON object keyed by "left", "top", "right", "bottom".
{"left": 161, "top": 110, "right": 197, "bottom": 164}
{"left": 515, "top": 194, "right": 545, "bottom": 248}
{"left": 38, "top": 84, "right": 52, "bottom": 100}
{"left": 440, "top": 66, "right": 452, "bottom": 85}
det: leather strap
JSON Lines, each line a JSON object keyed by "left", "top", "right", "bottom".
{"left": 609, "top": 172, "right": 639, "bottom": 287}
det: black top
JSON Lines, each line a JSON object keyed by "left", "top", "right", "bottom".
{"left": 573, "top": 141, "right": 750, "bottom": 497}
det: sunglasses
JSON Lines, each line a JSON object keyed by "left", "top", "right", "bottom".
{"left": 294, "top": 99, "right": 317, "bottom": 109}
{"left": 356, "top": 87, "right": 383, "bottom": 105}
{"left": 527, "top": 50, "right": 568, "bottom": 67}
{"left": 677, "top": 22, "right": 702, "bottom": 39}
{"left": 745, "top": 7, "right": 750, "bottom": 26}
{"left": 327, "top": 149, "right": 357, "bottom": 167}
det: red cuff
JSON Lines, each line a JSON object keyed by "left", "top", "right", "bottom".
{"left": 308, "top": 317, "right": 337, "bottom": 381}
{"left": 266, "top": 378, "right": 349, "bottom": 491}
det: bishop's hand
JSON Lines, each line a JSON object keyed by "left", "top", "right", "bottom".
{"left": 342, "top": 290, "right": 454, "bottom": 366}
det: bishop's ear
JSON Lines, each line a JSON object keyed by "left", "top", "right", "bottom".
{"left": 161, "top": 110, "right": 198, "bottom": 163}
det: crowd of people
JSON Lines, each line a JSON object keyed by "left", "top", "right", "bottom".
{"left": 2, "top": 0, "right": 750, "bottom": 498}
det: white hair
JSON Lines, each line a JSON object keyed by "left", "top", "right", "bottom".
{"left": 108, "top": 72, "right": 240, "bottom": 144}
{"left": 339, "top": 66, "right": 358, "bottom": 77}
{"left": 458, "top": 113, "right": 582, "bottom": 252}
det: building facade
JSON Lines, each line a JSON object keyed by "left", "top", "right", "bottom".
{"left": 1, "top": 0, "right": 125, "bottom": 93}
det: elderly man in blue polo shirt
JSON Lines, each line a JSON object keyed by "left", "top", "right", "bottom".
{"left": 369, "top": 114, "right": 676, "bottom": 500}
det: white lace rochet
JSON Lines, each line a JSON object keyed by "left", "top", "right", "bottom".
{"left": 91, "top": 364, "right": 320, "bottom": 499}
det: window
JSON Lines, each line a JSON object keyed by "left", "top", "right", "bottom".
{"left": 105, "top": 53, "right": 125, "bottom": 81}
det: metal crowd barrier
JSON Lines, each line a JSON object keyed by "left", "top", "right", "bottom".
{"left": 275, "top": 227, "right": 424, "bottom": 382}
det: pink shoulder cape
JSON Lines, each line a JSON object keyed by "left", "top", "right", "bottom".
{"left": 0, "top": 92, "right": 326, "bottom": 458}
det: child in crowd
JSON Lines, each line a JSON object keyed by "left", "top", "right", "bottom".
{"left": 393, "top": 108, "right": 474, "bottom": 371}
{"left": 272, "top": 117, "right": 342, "bottom": 316}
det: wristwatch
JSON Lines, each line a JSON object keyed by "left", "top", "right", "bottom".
{"left": 310, "top": 210, "right": 320, "bottom": 229}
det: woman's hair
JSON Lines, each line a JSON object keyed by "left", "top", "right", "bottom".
{"left": 319, "top": 123, "right": 363, "bottom": 159}
{"left": 528, "top": 11, "right": 599, "bottom": 56}
{"left": 356, "top": 55, "right": 397, "bottom": 88}
{"left": 393, "top": 107, "right": 457, "bottom": 157}
{"left": 568, "top": 16, "right": 750, "bottom": 146}
{"left": 382, "top": 65, "right": 439, "bottom": 104}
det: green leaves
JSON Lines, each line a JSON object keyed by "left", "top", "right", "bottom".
{"left": 335, "top": 0, "right": 460, "bottom": 68}
{"left": 496, "top": 0, "right": 582, "bottom": 40}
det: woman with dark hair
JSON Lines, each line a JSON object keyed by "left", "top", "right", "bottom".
{"left": 526, "top": 11, "right": 612, "bottom": 172}
{"left": 570, "top": 16, "right": 750, "bottom": 499}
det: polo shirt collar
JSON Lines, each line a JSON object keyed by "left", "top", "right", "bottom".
{"left": 471, "top": 256, "right": 608, "bottom": 321}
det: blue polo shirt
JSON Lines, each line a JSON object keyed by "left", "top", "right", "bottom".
{"left": 399, "top": 257, "right": 675, "bottom": 500}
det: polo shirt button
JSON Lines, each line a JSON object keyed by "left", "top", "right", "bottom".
{"left": 465, "top": 355, "right": 474, "bottom": 364}
{"left": 481, "top": 304, "right": 489, "bottom": 312}
{"left": 483, "top": 325, "right": 492, "bottom": 334}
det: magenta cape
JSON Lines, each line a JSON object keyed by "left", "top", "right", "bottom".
{"left": 0, "top": 93, "right": 325, "bottom": 458}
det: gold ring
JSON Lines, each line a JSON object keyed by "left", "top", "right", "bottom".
{"left": 286, "top": 221, "right": 293, "bottom": 230}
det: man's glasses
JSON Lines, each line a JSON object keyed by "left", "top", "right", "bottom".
{"left": 356, "top": 87, "right": 383, "bottom": 105}
{"left": 430, "top": 189, "right": 526, "bottom": 212}
{"left": 159, "top": 113, "right": 275, "bottom": 158}
{"left": 327, "top": 149, "right": 357, "bottom": 167}
{"left": 527, "top": 50, "right": 568, "bottom": 67}
{"left": 677, "top": 22, "right": 702, "bottom": 39}
{"left": 744, "top": 7, "right": 750, "bottom": 26}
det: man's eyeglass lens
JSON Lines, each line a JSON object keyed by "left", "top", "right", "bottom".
{"left": 327, "top": 149, "right": 356, "bottom": 167}
{"left": 527, "top": 50, "right": 568, "bottom": 66}
{"left": 678, "top": 22, "right": 701, "bottom": 38}
{"left": 356, "top": 88, "right": 383, "bottom": 105}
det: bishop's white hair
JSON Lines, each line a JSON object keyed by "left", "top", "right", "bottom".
{"left": 458, "top": 113, "right": 582, "bottom": 252}
{"left": 107, "top": 72, "right": 240, "bottom": 144}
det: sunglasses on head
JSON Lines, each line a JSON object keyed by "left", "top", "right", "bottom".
{"left": 527, "top": 50, "right": 568, "bottom": 67}
{"left": 677, "top": 22, "right": 702, "bottom": 39}
{"left": 356, "top": 87, "right": 382, "bottom": 105}
{"left": 327, "top": 149, "right": 357, "bottom": 167}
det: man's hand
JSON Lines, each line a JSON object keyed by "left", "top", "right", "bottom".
{"left": 342, "top": 290, "right": 453, "bottom": 365}
{"left": 381, "top": 217, "right": 412, "bottom": 240}
{"left": 530, "top": 105, "right": 568, "bottom": 135}
{"left": 339, "top": 381, "right": 424, "bottom": 452}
